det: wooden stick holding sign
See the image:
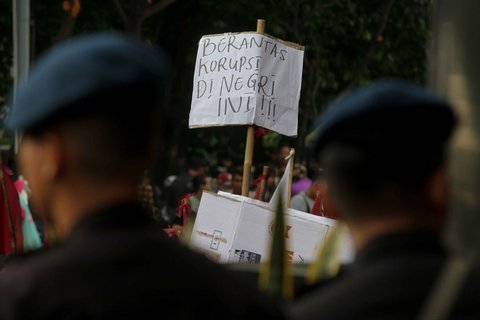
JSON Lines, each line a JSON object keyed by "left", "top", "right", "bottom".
{"left": 286, "top": 148, "right": 295, "bottom": 208}
{"left": 242, "top": 19, "right": 266, "bottom": 197}
{"left": 259, "top": 165, "right": 269, "bottom": 201}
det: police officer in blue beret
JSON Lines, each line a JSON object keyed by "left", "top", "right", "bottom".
{"left": 291, "top": 79, "right": 480, "bottom": 318}
{"left": 0, "top": 32, "right": 286, "bottom": 320}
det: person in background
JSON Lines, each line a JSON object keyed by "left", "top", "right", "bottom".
{"left": 274, "top": 145, "right": 291, "bottom": 182}
{"left": 291, "top": 163, "right": 312, "bottom": 197}
{"left": 0, "top": 32, "right": 286, "bottom": 320}
{"left": 215, "top": 171, "right": 233, "bottom": 193}
{"left": 163, "top": 155, "right": 207, "bottom": 223}
{"left": 171, "top": 174, "right": 209, "bottom": 241}
{"left": 215, "top": 153, "right": 234, "bottom": 177}
{"left": 290, "top": 169, "right": 326, "bottom": 216}
{"left": 277, "top": 145, "right": 291, "bottom": 169}
{"left": 139, "top": 171, "right": 164, "bottom": 226}
{"left": 13, "top": 176, "right": 43, "bottom": 252}
{"left": 267, "top": 165, "right": 281, "bottom": 202}
{"left": 231, "top": 166, "right": 244, "bottom": 195}
{"left": 0, "top": 158, "right": 23, "bottom": 257}
{"left": 204, "top": 175, "right": 213, "bottom": 193}
{"left": 291, "top": 79, "right": 480, "bottom": 319}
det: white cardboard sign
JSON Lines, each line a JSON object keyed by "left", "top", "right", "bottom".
{"left": 189, "top": 32, "right": 304, "bottom": 137}
{"left": 189, "top": 191, "right": 343, "bottom": 264}
{"left": 187, "top": 191, "right": 242, "bottom": 263}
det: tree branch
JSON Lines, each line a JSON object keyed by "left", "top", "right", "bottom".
{"left": 341, "top": 0, "right": 396, "bottom": 94}
{"left": 111, "top": 0, "right": 128, "bottom": 25}
{"left": 53, "top": 15, "right": 76, "bottom": 43}
{"left": 143, "top": 0, "right": 177, "bottom": 20}
{"left": 53, "top": 0, "right": 82, "bottom": 43}
{"left": 318, "top": 0, "right": 340, "bottom": 10}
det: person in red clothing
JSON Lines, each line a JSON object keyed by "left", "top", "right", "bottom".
{"left": 290, "top": 169, "right": 327, "bottom": 216}
{"left": 168, "top": 175, "right": 209, "bottom": 241}
{"left": 0, "top": 162, "right": 23, "bottom": 255}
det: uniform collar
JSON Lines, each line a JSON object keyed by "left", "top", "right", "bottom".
{"left": 68, "top": 201, "right": 152, "bottom": 238}
{"left": 354, "top": 228, "right": 446, "bottom": 266}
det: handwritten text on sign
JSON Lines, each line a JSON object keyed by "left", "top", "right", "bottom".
{"left": 189, "top": 32, "right": 304, "bottom": 137}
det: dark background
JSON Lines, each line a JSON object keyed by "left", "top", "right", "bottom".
{"left": 0, "top": 0, "right": 431, "bottom": 185}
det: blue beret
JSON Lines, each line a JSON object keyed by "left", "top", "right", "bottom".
{"left": 5, "top": 32, "right": 170, "bottom": 132}
{"left": 308, "top": 79, "right": 457, "bottom": 156}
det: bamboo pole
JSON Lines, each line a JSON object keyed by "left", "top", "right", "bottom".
{"left": 259, "top": 165, "right": 269, "bottom": 201}
{"left": 242, "top": 126, "right": 254, "bottom": 197}
{"left": 256, "top": 18, "right": 265, "bottom": 34}
{"left": 241, "top": 19, "right": 265, "bottom": 197}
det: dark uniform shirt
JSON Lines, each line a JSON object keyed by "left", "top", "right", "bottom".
{"left": 0, "top": 202, "right": 286, "bottom": 320}
{"left": 290, "top": 229, "right": 480, "bottom": 319}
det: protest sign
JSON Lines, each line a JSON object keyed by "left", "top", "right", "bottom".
{"left": 189, "top": 32, "right": 304, "bottom": 136}
{"left": 189, "top": 192, "right": 350, "bottom": 265}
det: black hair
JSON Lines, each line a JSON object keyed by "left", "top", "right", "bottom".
{"left": 187, "top": 156, "right": 207, "bottom": 170}
{"left": 191, "top": 174, "right": 206, "bottom": 193}
{"left": 230, "top": 165, "right": 243, "bottom": 177}
{"left": 319, "top": 139, "right": 448, "bottom": 219}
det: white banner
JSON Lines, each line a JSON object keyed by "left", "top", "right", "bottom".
{"left": 189, "top": 32, "right": 304, "bottom": 137}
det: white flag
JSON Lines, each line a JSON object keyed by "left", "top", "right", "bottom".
{"left": 269, "top": 155, "right": 293, "bottom": 209}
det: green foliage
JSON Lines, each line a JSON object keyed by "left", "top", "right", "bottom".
{"left": 0, "top": 0, "right": 431, "bottom": 181}
{"left": 262, "top": 0, "right": 431, "bottom": 153}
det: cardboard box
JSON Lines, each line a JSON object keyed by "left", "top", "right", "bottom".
{"left": 189, "top": 191, "right": 350, "bottom": 264}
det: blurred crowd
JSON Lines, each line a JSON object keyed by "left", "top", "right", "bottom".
{"left": 138, "top": 144, "right": 330, "bottom": 240}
